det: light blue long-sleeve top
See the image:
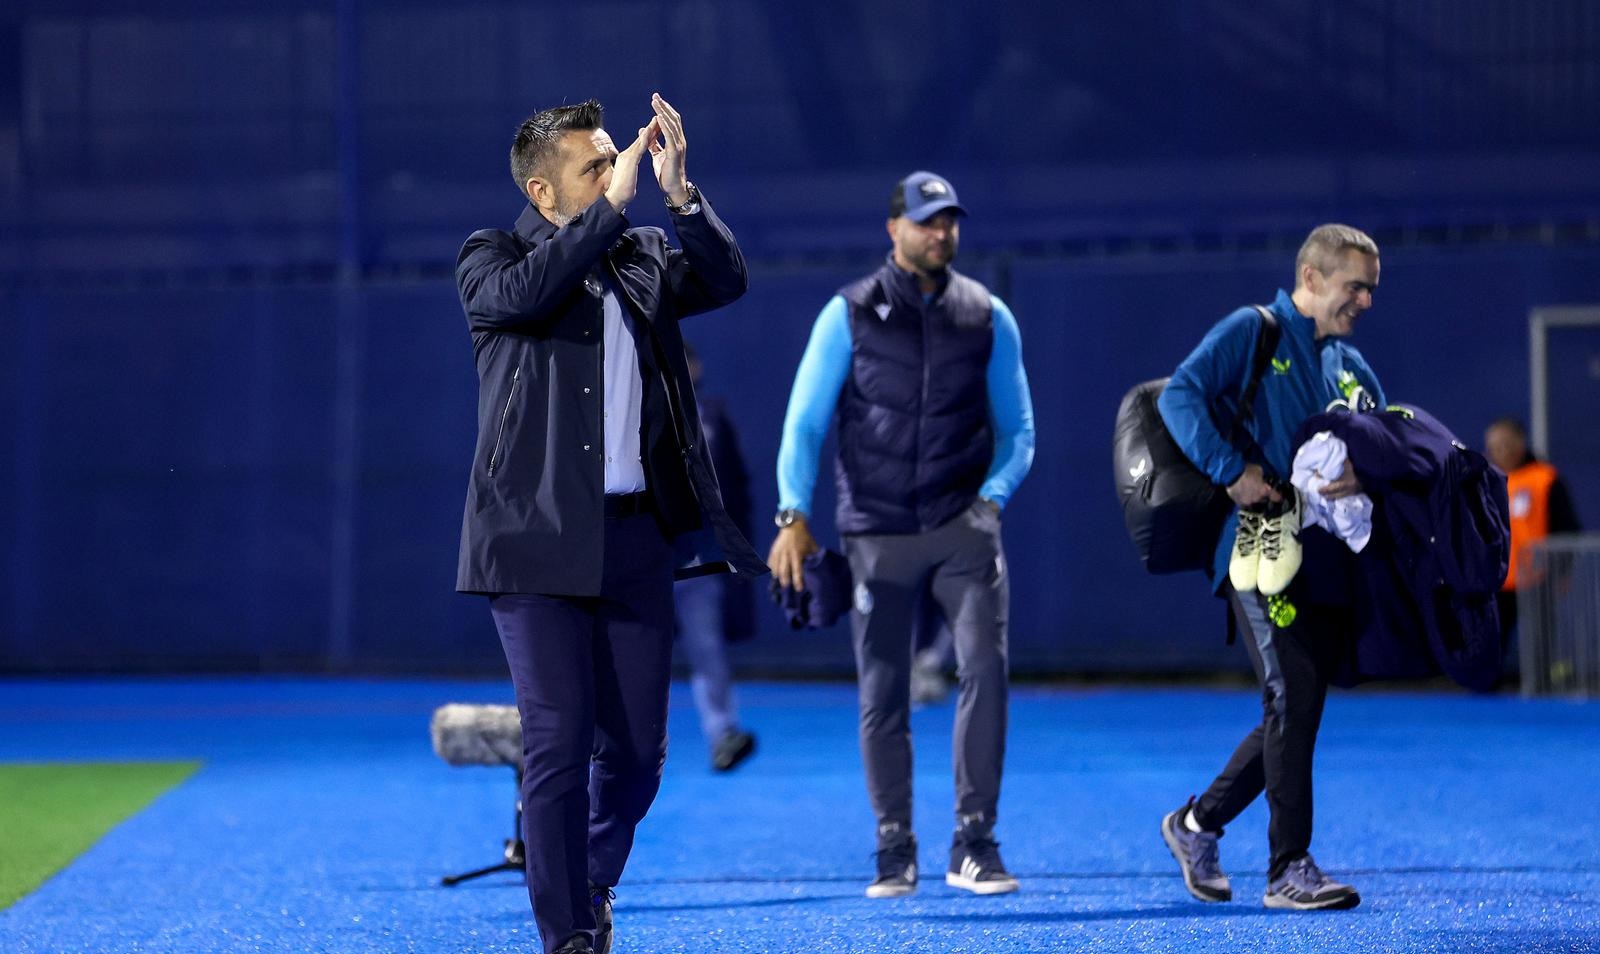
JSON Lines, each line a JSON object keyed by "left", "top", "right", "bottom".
{"left": 777, "top": 293, "right": 1036, "bottom": 516}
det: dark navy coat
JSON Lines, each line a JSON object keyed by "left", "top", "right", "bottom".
{"left": 1293, "top": 404, "right": 1509, "bottom": 691}
{"left": 454, "top": 194, "right": 766, "bottom": 596}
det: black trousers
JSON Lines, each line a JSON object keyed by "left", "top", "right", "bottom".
{"left": 1191, "top": 585, "right": 1349, "bottom": 880}
{"left": 488, "top": 510, "right": 675, "bottom": 954}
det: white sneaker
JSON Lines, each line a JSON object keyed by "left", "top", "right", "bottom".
{"left": 1228, "top": 509, "right": 1266, "bottom": 592}
{"left": 1256, "top": 490, "right": 1303, "bottom": 596}
{"left": 945, "top": 821, "right": 1019, "bottom": 896}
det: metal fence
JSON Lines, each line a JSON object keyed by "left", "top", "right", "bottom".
{"left": 1520, "top": 534, "right": 1600, "bottom": 698}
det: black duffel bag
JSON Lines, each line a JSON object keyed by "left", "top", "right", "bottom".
{"left": 1113, "top": 306, "right": 1279, "bottom": 574}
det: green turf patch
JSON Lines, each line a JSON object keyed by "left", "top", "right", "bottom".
{"left": 0, "top": 760, "right": 201, "bottom": 910}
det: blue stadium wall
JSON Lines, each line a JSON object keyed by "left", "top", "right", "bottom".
{"left": 3, "top": 1, "right": 1599, "bottom": 674}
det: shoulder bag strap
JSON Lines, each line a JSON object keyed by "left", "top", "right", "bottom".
{"left": 1221, "top": 304, "right": 1283, "bottom": 476}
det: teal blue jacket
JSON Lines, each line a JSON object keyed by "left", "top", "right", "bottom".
{"left": 1157, "top": 289, "right": 1385, "bottom": 587}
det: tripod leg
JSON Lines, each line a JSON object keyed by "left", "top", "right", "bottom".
{"left": 441, "top": 766, "right": 527, "bottom": 886}
{"left": 441, "top": 859, "right": 522, "bottom": 887}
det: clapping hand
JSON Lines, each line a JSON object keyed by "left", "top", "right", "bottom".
{"left": 647, "top": 93, "right": 690, "bottom": 206}
{"left": 604, "top": 115, "right": 657, "bottom": 213}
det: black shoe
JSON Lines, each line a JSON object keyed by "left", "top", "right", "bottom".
{"left": 711, "top": 729, "right": 757, "bottom": 772}
{"left": 553, "top": 936, "right": 593, "bottom": 954}
{"left": 866, "top": 821, "right": 918, "bottom": 898}
{"left": 590, "top": 884, "right": 614, "bottom": 954}
{"left": 945, "top": 814, "right": 1019, "bottom": 895}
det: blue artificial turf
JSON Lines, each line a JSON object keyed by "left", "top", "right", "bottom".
{"left": 1, "top": 677, "right": 1596, "bottom": 953}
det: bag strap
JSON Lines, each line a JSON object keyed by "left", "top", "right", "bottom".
{"left": 1227, "top": 305, "right": 1281, "bottom": 444}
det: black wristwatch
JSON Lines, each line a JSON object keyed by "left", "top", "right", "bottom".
{"left": 774, "top": 508, "right": 805, "bottom": 528}
{"left": 664, "top": 181, "right": 701, "bottom": 215}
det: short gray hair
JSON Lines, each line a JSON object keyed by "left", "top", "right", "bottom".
{"left": 1295, "top": 224, "right": 1379, "bottom": 283}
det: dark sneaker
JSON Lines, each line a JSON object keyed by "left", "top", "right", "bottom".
{"left": 553, "top": 936, "right": 593, "bottom": 954}
{"left": 711, "top": 729, "right": 757, "bottom": 772}
{"left": 1263, "top": 854, "right": 1361, "bottom": 910}
{"left": 1160, "top": 798, "right": 1232, "bottom": 902}
{"left": 590, "top": 885, "right": 615, "bottom": 954}
{"left": 945, "top": 815, "right": 1019, "bottom": 895}
{"left": 866, "top": 821, "right": 918, "bottom": 898}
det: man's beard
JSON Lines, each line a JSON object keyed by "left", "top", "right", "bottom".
{"left": 910, "top": 246, "right": 955, "bottom": 273}
{"left": 547, "top": 186, "right": 586, "bottom": 227}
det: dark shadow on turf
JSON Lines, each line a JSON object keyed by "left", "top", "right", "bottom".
{"left": 613, "top": 864, "right": 1600, "bottom": 885}
{"left": 904, "top": 904, "right": 1248, "bottom": 923}
{"left": 370, "top": 863, "right": 1600, "bottom": 894}
{"left": 619, "top": 892, "right": 865, "bottom": 913}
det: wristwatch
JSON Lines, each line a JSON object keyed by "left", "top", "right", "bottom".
{"left": 774, "top": 508, "right": 805, "bottom": 528}
{"left": 664, "top": 181, "right": 701, "bottom": 215}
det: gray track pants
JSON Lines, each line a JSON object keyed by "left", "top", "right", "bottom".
{"left": 844, "top": 500, "right": 1010, "bottom": 828}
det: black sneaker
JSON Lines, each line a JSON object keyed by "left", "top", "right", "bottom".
{"left": 1160, "top": 797, "right": 1232, "bottom": 902}
{"left": 711, "top": 729, "right": 757, "bottom": 772}
{"left": 1263, "top": 854, "right": 1360, "bottom": 910}
{"left": 590, "top": 884, "right": 614, "bottom": 954}
{"left": 945, "top": 814, "right": 1019, "bottom": 895}
{"left": 866, "top": 821, "right": 918, "bottom": 898}
{"left": 553, "top": 936, "right": 593, "bottom": 954}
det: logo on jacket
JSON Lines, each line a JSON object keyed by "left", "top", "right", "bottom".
{"left": 1271, "top": 357, "right": 1291, "bottom": 375}
{"left": 873, "top": 302, "right": 891, "bottom": 321}
{"left": 1129, "top": 457, "right": 1149, "bottom": 479}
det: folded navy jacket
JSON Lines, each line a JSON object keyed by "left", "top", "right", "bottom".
{"left": 1291, "top": 403, "right": 1509, "bottom": 692}
{"left": 770, "top": 548, "right": 853, "bottom": 630}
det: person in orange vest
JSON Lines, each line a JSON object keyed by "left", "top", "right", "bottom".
{"left": 1483, "top": 417, "right": 1583, "bottom": 641}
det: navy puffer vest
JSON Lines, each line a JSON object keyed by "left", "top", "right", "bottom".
{"left": 835, "top": 260, "right": 993, "bottom": 535}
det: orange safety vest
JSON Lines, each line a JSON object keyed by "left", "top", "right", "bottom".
{"left": 1504, "top": 460, "right": 1558, "bottom": 591}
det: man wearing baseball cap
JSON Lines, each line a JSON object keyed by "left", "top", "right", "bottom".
{"left": 768, "top": 171, "right": 1036, "bottom": 897}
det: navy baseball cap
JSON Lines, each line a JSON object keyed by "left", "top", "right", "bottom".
{"left": 891, "top": 171, "right": 966, "bottom": 223}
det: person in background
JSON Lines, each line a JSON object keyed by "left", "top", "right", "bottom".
{"left": 1484, "top": 417, "right": 1583, "bottom": 645}
{"left": 674, "top": 344, "right": 759, "bottom": 772}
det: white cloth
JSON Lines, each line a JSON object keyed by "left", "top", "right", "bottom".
{"left": 1291, "top": 431, "right": 1373, "bottom": 552}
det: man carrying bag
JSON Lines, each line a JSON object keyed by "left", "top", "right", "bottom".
{"left": 1145, "top": 224, "right": 1385, "bottom": 911}
{"left": 1114, "top": 306, "right": 1281, "bottom": 576}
